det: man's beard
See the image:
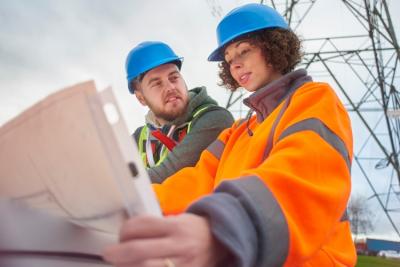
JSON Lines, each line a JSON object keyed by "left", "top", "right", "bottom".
{"left": 152, "top": 101, "right": 189, "bottom": 122}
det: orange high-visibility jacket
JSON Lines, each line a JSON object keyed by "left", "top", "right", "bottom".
{"left": 154, "top": 70, "right": 356, "bottom": 266}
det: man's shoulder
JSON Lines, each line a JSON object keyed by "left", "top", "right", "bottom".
{"left": 192, "top": 102, "right": 226, "bottom": 117}
{"left": 185, "top": 86, "right": 234, "bottom": 125}
{"left": 190, "top": 104, "right": 234, "bottom": 128}
{"left": 132, "top": 125, "right": 146, "bottom": 143}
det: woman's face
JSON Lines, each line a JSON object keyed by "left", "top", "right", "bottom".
{"left": 224, "top": 40, "right": 282, "bottom": 92}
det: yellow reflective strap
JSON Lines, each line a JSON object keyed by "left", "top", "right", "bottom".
{"left": 139, "top": 125, "right": 170, "bottom": 167}
{"left": 138, "top": 126, "right": 149, "bottom": 167}
{"left": 155, "top": 146, "right": 169, "bottom": 166}
{"left": 187, "top": 105, "right": 211, "bottom": 133}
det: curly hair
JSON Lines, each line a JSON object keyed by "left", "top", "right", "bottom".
{"left": 218, "top": 28, "right": 303, "bottom": 91}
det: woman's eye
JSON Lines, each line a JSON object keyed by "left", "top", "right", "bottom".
{"left": 225, "top": 57, "right": 232, "bottom": 65}
{"left": 240, "top": 48, "right": 250, "bottom": 56}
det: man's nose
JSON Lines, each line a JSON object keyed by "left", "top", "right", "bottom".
{"left": 164, "top": 80, "right": 176, "bottom": 92}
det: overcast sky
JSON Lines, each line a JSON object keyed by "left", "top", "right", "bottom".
{"left": 1, "top": 0, "right": 399, "bottom": 239}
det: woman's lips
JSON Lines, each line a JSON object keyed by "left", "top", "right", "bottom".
{"left": 239, "top": 73, "right": 250, "bottom": 85}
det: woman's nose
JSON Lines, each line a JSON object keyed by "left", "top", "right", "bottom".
{"left": 230, "top": 59, "right": 243, "bottom": 70}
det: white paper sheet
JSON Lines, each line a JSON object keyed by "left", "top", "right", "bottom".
{"left": 0, "top": 81, "right": 161, "bottom": 235}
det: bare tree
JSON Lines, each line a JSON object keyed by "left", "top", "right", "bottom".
{"left": 348, "top": 195, "right": 374, "bottom": 241}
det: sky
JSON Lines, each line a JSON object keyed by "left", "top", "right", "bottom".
{"left": 1, "top": 0, "right": 399, "bottom": 240}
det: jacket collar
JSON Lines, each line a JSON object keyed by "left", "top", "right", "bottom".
{"left": 243, "top": 69, "right": 312, "bottom": 123}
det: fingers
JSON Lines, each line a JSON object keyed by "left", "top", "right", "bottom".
{"left": 106, "top": 257, "right": 177, "bottom": 267}
{"left": 119, "top": 215, "right": 175, "bottom": 242}
{"left": 102, "top": 214, "right": 217, "bottom": 267}
{"left": 103, "top": 236, "right": 178, "bottom": 264}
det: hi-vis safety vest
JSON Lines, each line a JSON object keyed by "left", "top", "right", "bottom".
{"left": 138, "top": 105, "right": 212, "bottom": 168}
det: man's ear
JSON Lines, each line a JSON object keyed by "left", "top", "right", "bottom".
{"left": 135, "top": 89, "right": 147, "bottom": 106}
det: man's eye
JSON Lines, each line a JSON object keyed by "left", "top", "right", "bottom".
{"left": 170, "top": 76, "right": 179, "bottom": 82}
{"left": 151, "top": 81, "right": 162, "bottom": 88}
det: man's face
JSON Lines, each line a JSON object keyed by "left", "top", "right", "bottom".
{"left": 135, "top": 63, "right": 189, "bottom": 124}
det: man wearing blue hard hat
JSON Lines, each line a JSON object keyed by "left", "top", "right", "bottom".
{"left": 125, "top": 41, "right": 233, "bottom": 183}
{"left": 105, "top": 3, "right": 356, "bottom": 267}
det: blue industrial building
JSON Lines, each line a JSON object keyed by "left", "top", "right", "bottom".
{"left": 365, "top": 238, "right": 400, "bottom": 255}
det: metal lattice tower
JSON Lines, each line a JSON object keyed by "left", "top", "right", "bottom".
{"left": 208, "top": 0, "right": 400, "bottom": 238}
{"left": 299, "top": 0, "right": 400, "bottom": 238}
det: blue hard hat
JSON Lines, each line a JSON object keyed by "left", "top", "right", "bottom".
{"left": 208, "top": 3, "right": 288, "bottom": 61}
{"left": 126, "top": 41, "right": 183, "bottom": 94}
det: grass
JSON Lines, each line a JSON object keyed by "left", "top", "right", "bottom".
{"left": 356, "top": 255, "right": 400, "bottom": 267}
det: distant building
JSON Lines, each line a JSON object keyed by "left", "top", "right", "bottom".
{"left": 355, "top": 238, "right": 400, "bottom": 256}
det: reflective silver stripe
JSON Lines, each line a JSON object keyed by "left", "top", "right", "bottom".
{"left": 278, "top": 118, "right": 351, "bottom": 171}
{"left": 206, "top": 139, "right": 225, "bottom": 160}
{"left": 217, "top": 176, "right": 289, "bottom": 266}
{"left": 263, "top": 94, "right": 294, "bottom": 160}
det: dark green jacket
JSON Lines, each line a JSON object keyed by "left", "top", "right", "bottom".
{"left": 134, "top": 86, "right": 234, "bottom": 183}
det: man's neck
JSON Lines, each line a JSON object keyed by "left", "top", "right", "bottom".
{"left": 155, "top": 117, "right": 169, "bottom": 127}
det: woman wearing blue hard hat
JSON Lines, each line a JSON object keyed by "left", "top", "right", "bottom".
{"left": 104, "top": 3, "right": 356, "bottom": 267}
